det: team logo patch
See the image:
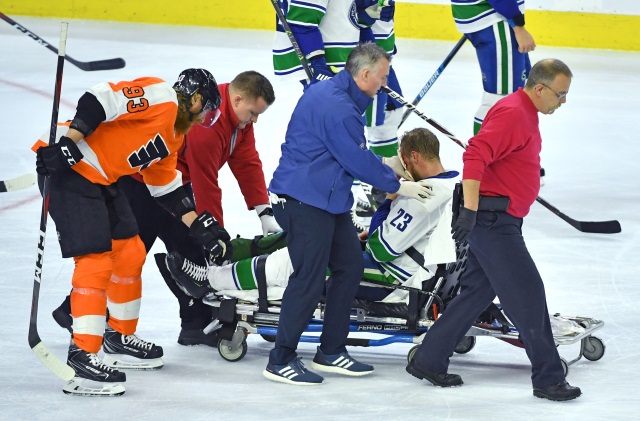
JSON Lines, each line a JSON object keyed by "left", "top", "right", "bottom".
{"left": 348, "top": 2, "right": 360, "bottom": 30}
{"left": 128, "top": 134, "right": 169, "bottom": 171}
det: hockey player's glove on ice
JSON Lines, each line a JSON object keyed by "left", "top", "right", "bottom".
{"left": 36, "top": 136, "right": 83, "bottom": 176}
{"left": 190, "top": 211, "right": 233, "bottom": 262}
{"left": 395, "top": 180, "right": 434, "bottom": 203}
{"left": 451, "top": 207, "right": 477, "bottom": 244}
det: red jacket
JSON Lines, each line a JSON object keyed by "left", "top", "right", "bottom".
{"left": 177, "top": 83, "right": 269, "bottom": 225}
{"left": 463, "top": 88, "right": 541, "bottom": 218}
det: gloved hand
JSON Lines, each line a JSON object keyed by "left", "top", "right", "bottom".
{"left": 189, "top": 211, "right": 233, "bottom": 262}
{"left": 356, "top": 0, "right": 395, "bottom": 26}
{"left": 36, "top": 136, "right": 83, "bottom": 176}
{"left": 255, "top": 204, "right": 282, "bottom": 237}
{"left": 309, "top": 56, "right": 335, "bottom": 85}
{"left": 379, "top": 0, "right": 395, "bottom": 22}
{"left": 451, "top": 207, "right": 477, "bottom": 244}
{"left": 394, "top": 180, "right": 434, "bottom": 202}
{"left": 382, "top": 155, "right": 414, "bottom": 181}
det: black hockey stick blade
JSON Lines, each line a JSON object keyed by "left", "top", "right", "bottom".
{"left": 0, "top": 172, "right": 36, "bottom": 192}
{"left": 66, "top": 56, "right": 126, "bottom": 72}
{"left": 535, "top": 196, "right": 621, "bottom": 234}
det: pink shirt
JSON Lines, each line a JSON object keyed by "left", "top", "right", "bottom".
{"left": 463, "top": 88, "right": 541, "bottom": 218}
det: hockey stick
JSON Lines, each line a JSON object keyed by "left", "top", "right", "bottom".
{"left": 0, "top": 172, "right": 36, "bottom": 193}
{"left": 29, "top": 22, "right": 76, "bottom": 382}
{"left": 399, "top": 35, "right": 466, "bottom": 128}
{"left": 384, "top": 86, "right": 622, "bottom": 234}
{"left": 0, "top": 12, "right": 125, "bottom": 72}
{"left": 269, "top": 0, "right": 313, "bottom": 82}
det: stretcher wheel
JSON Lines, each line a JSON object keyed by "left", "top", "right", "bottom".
{"left": 218, "top": 338, "right": 248, "bottom": 362}
{"left": 407, "top": 345, "right": 420, "bottom": 363}
{"left": 560, "top": 358, "right": 569, "bottom": 376}
{"left": 260, "top": 334, "right": 276, "bottom": 343}
{"left": 582, "top": 336, "right": 605, "bottom": 361}
{"left": 454, "top": 336, "right": 476, "bottom": 354}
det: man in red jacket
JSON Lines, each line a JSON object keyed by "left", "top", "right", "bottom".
{"left": 406, "top": 58, "right": 581, "bottom": 401}
{"left": 179, "top": 70, "right": 278, "bottom": 233}
{"left": 53, "top": 71, "right": 278, "bottom": 347}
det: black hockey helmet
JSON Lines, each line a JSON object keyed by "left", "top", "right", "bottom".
{"left": 173, "top": 68, "right": 222, "bottom": 115}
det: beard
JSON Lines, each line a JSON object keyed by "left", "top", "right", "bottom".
{"left": 174, "top": 102, "right": 195, "bottom": 134}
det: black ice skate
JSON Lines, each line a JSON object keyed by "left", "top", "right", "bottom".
{"left": 165, "top": 251, "right": 214, "bottom": 299}
{"left": 63, "top": 342, "right": 126, "bottom": 397}
{"left": 102, "top": 328, "right": 164, "bottom": 370}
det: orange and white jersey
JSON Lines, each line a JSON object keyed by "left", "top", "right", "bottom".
{"left": 34, "top": 77, "right": 184, "bottom": 196}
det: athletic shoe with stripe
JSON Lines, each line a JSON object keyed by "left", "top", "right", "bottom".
{"left": 263, "top": 357, "right": 324, "bottom": 385}
{"left": 310, "top": 346, "right": 374, "bottom": 376}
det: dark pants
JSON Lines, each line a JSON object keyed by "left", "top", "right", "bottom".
{"left": 269, "top": 197, "right": 364, "bottom": 365}
{"left": 412, "top": 211, "right": 565, "bottom": 388}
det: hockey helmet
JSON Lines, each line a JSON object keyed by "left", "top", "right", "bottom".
{"left": 173, "top": 68, "right": 222, "bottom": 116}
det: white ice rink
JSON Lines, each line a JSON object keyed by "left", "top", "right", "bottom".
{"left": 1, "top": 17, "right": 639, "bottom": 421}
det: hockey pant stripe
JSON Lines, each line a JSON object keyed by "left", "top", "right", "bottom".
{"left": 71, "top": 252, "right": 111, "bottom": 353}
{"left": 106, "top": 236, "right": 145, "bottom": 335}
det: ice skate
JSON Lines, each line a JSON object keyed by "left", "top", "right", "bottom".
{"left": 63, "top": 342, "right": 126, "bottom": 397}
{"left": 102, "top": 328, "right": 164, "bottom": 370}
{"left": 165, "top": 251, "right": 214, "bottom": 299}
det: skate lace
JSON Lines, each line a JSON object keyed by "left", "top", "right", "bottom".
{"left": 88, "top": 353, "right": 117, "bottom": 372}
{"left": 122, "top": 334, "right": 154, "bottom": 350}
{"left": 181, "top": 258, "right": 208, "bottom": 284}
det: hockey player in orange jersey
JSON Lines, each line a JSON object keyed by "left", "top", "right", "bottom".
{"left": 33, "top": 68, "right": 229, "bottom": 397}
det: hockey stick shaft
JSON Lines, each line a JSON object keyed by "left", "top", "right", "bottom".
{"left": 399, "top": 35, "right": 467, "bottom": 128}
{"left": 269, "top": 0, "right": 314, "bottom": 82}
{"left": 30, "top": 22, "right": 76, "bottom": 382}
{"left": 385, "top": 86, "right": 621, "bottom": 234}
{"left": 0, "top": 12, "right": 125, "bottom": 72}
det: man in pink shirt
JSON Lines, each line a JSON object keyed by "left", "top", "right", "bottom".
{"left": 406, "top": 59, "right": 581, "bottom": 401}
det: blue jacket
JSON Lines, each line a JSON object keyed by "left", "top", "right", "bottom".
{"left": 269, "top": 70, "right": 401, "bottom": 214}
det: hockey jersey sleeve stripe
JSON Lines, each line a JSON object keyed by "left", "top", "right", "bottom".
{"left": 145, "top": 168, "right": 182, "bottom": 197}
{"left": 366, "top": 226, "right": 401, "bottom": 263}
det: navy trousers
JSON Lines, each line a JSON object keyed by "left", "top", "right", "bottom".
{"left": 269, "top": 197, "right": 364, "bottom": 365}
{"left": 412, "top": 211, "right": 565, "bottom": 388}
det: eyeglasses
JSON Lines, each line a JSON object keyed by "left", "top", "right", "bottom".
{"left": 541, "top": 83, "right": 568, "bottom": 100}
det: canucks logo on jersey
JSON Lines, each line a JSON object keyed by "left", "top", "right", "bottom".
{"left": 348, "top": 1, "right": 359, "bottom": 30}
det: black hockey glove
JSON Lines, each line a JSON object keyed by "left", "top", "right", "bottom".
{"left": 189, "top": 211, "right": 233, "bottom": 262}
{"left": 36, "top": 136, "right": 83, "bottom": 176}
{"left": 451, "top": 207, "right": 477, "bottom": 244}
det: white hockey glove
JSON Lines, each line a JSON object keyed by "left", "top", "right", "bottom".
{"left": 255, "top": 204, "right": 282, "bottom": 237}
{"left": 394, "top": 180, "right": 434, "bottom": 203}
{"left": 382, "top": 155, "right": 414, "bottom": 181}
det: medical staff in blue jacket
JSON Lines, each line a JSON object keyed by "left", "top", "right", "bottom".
{"left": 264, "top": 42, "right": 434, "bottom": 385}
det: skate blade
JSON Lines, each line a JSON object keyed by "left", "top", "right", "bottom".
{"left": 102, "top": 354, "right": 164, "bottom": 370}
{"left": 62, "top": 377, "right": 125, "bottom": 397}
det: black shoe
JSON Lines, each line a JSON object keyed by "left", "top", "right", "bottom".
{"left": 67, "top": 342, "right": 126, "bottom": 383}
{"left": 52, "top": 303, "right": 72, "bottom": 333}
{"left": 165, "top": 252, "right": 213, "bottom": 299}
{"left": 533, "top": 381, "right": 581, "bottom": 401}
{"left": 406, "top": 360, "right": 463, "bottom": 387}
{"left": 178, "top": 328, "right": 219, "bottom": 348}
